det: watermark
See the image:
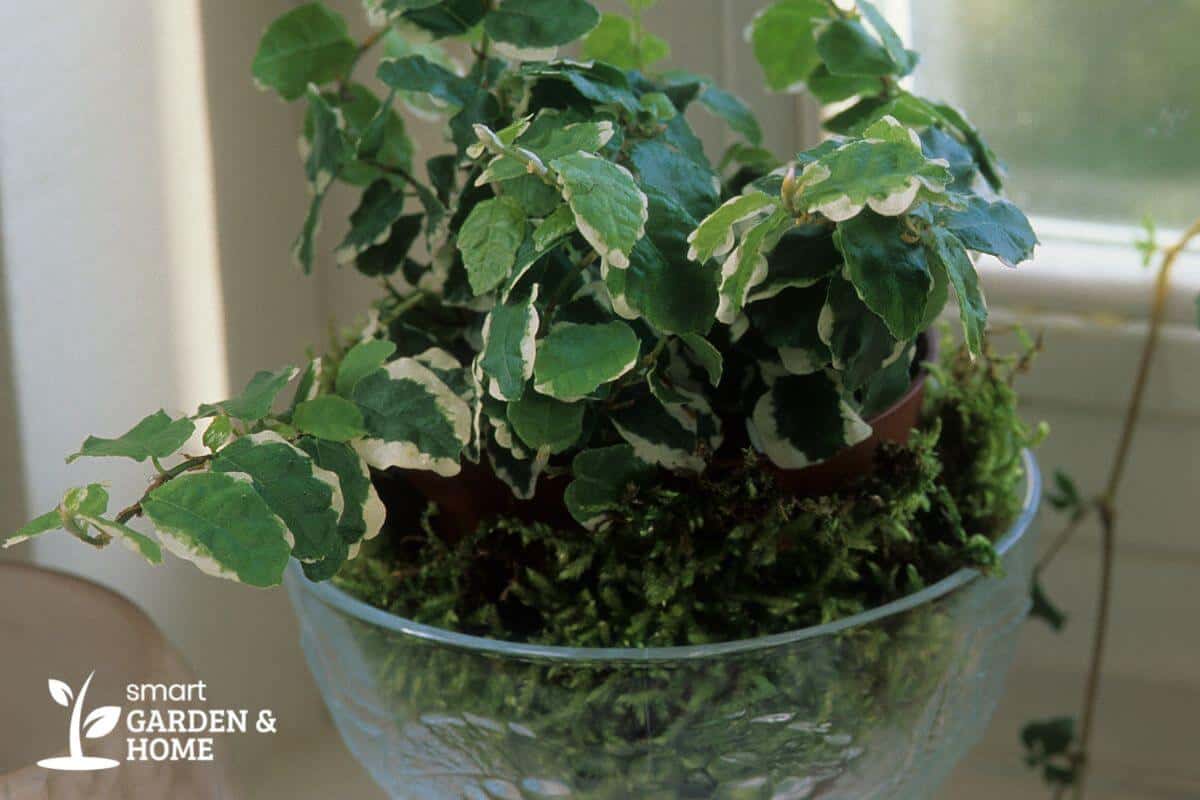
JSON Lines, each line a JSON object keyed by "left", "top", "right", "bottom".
{"left": 37, "top": 670, "right": 276, "bottom": 772}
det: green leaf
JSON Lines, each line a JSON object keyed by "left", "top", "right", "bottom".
{"left": 610, "top": 387, "right": 715, "bottom": 473}
{"left": 1020, "top": 717, "right": 1078, "bottom": 787}
{"left": 211, "top": 432, "right": 344, "bottom": 563}
{"left": 507, "top": 393, "right": 585, "bottom": 454}
{"left": 859, "top": 341, "right": 914, "bottom": 417}
{"left": 817, "top": 274, "right": 897, "bottom": 387}
{"left": 401, "top": 0, "right": 490, "bottom": 39}
{"left": 608, "top": 235, "right": 718, "bottom": 335}
{"left": 352, "top": 358, "right": 471, "bottom": 475}
{"left": 480, "top": 287, "right": 540, "bottom": 401}
{"left": 534, "top": 321, "right": 641, "bottom": 400}
{"left": 748, "top": 370, "right": 871, "bottom": 468}
{"left": 937, "top": 196, "right": 1038, "bottom": 267}
{"left": 790, "top": 116, "right": 952, "bottom": 221}
{"left": 679, "top": 334, "right": 723, "bottom": 386}
{"left": 629, "top": 140, "right": 719, "bottom": 223}
{"left": 717, "top": 207, "right": 794, "bottom": 324}
{"left": 698, "top": 86, "right": 763, "bottom": 146}
{"left": 335, "top": 180, "right": 409, "bottom": 263}
{"left": 354, "top": 214, "right": 423, "bottom": 277}
{"left": 62, "top": 483, "right": 109, "bottom": 518}
{"left": 563, "top": 445, "right": 653, "bottom": 529}
{"left": 295, "top": 437, "right": 386, "bottom": 578}
{"left": 534, "top": 205, "right": 575, "bottom": 251}
{"left": 1047, "top": 469, "right": 1083, "bottom": 515}
{"left": 293, "top": 395, "right": 367, "bottom": 442}
{"left": 746, "top": 223, "right": 841, "bottom": 304}
{"left": 581, "top": 13, "right": 669, "bottom": 70}
{"left": 293, "top": 190, "right": 326, "bottom": 275}
{"left": 457, "top": 196, "right": 527, "bottom": 296}
{"left": 78, "top": 515, "right": 163, "bottom": 565}
{"left": 806, "top": 63, "right": 879, "bottom": 104}
{"left": 336, "top": 339, "right": 397, "bottom": 397}
{"left": 295, "top": 436, "right": 384, "bottom": 545}
{"left": 750, "top": 282, "right": 833, "bottom": 376}
{"left": 551, "top": 152, "right": 647, "bottom": 271}
{"left": 521, "top": 60, "right": 640, "bottom": 114}
{"left": 1134, "top": 215, "right": 1158, "bottom": 269}
{"left": 856, "top": 0, "right": 917, "bottom": 76}
{"left": 815, "top": 17, "right": 898, "bottom": 77}
{"left": 199, "top": 366, "right": 300, "bottom": 422}
{"left": 426, "top": 154, "right": 458, "bottom": 205}
{"left": 1030, "top": 577, "right": 1067, "bottom": 632}
{"left": 927, "top": 228, "right": 987, "bottom": 356}
{"left": 377, "top": 55, "right": 476, "bottom": 107}
{"left": 355, "top": 89, "right": 395, "bottom": 162}
{"left": 302, "top": 86, "right": 353, "bottom": 194}
{"left": 203, "top": 415, "right": 234, "bottom": 453}
{"left": 929, "top": 100, "right": 1006, "bottom": 191}
{"left": 143, "top": 471, "right": 292, "bottom": 587}
{"left": 320, "top": 84, "right": 414, "bottom": 185}
{"left": 251, "top": 3, "right": 357, "bottom": 101}
{"left": 480, "top": 117, "right": 615, "bottom": 184}
{"left": 68, "top": 410, "right": 194, "bottom": 464}
{"left": 3, "top": 509, "right": 62, "bottom": 548}
{"left": 749, "top": 0, "right": 829, "bottom": 92}
{"left": 484, "top": 0, "right": 600, "bottom": 50}
{"left": 485, "top": 428, "right": 549, "bottom": 500}
{"left": 835, "top": 210, "right": 933, "bottom": 340}
{"left": 687, "top": 191, "right": 777, "bottom": 264}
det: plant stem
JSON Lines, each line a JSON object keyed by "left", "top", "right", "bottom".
{"left": 339, "top": 28, "right": 388, "bottom": 94}
{"left": 1068, "top": 217, "right": 1200, "bottom": 799}
{"left": 115, "top": 454, "right": 212, "bottom": 524}
{"left": 823, "top": 0, "right": 851, "bottom": 19}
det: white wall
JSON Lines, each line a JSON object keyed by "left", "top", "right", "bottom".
{"left": 0, "top": 0, "right": 336, "bottom": 788}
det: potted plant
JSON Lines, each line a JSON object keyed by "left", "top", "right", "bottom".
{"left": 7, "top": 0, "right": 1044, "bottom": 796}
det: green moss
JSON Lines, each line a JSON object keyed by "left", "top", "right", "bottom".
{"left": 336, "top": 335, "right": 1042, "bottom": 647}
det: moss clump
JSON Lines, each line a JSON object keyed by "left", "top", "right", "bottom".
{"left": 335, "top": 336, "right": 1043, "bottom": 647}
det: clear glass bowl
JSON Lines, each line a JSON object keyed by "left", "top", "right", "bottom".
{"left": 287, "top": 452, "right": 1041, "bottom": 800}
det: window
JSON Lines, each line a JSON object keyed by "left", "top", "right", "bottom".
{"left": 906, "top": 0, "right": 1199, "bottom": 230}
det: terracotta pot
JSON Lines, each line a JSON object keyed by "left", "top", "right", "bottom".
{"left": 382, "top": 330, "right": 938, "bottom": 536}
{"left": 770, "top": 328, "right": 940, "bottom": 497}
{"left": 397, "top": 463, "right": 572, "bottom": 543}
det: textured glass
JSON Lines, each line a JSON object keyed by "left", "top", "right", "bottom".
{"left": 288, "top": 452, "right": 1041, "bottom": 800}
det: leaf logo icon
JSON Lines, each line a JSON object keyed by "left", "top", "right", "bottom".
{"left": 84, "top": 706, "right": 121, "bottom": 739}
{"left": 47, "top": 679, "right": 73, "bottom": 707}
{"left": 36, "top": 671, "right": 122, "bottom": 771}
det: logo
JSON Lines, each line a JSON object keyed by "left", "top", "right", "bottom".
{"left": 37, "top": 671, "right": 122, "bottom": 771}
{"left": 34, "top": 671, "right": 279, "bottom": 771}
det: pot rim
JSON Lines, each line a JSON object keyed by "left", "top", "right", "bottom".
{"left": 288, "top": 450, "right": 1041, "bottom": 663}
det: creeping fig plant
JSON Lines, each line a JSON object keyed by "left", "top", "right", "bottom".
{"left": 7, "top": 0, "right": 1036, "bottom": 596}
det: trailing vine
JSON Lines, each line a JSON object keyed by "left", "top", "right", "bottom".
{"left": 1024, "top": 218, "right": 1200, "bottom": 797}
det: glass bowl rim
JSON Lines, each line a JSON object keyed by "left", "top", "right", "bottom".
{"left": 287, "top": 450, "right": 1040, "bottom": 663}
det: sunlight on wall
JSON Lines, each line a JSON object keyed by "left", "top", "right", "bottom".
{"left": 151, "top": 0, "right": 229, "bottom": 407}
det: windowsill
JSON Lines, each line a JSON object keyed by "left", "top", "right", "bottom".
{"left": 981, "top": 216, "right": 1200, "bottom": 326}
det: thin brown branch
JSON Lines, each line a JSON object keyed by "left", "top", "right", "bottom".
{"left": 1069, "top": 217, "right": 1200, "bottom": 800}
{"left": 114, "top": 454, "right": 212, "bottom": 524}
{"left": 338, "top": 28, "right": 388, "bottom": 94}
